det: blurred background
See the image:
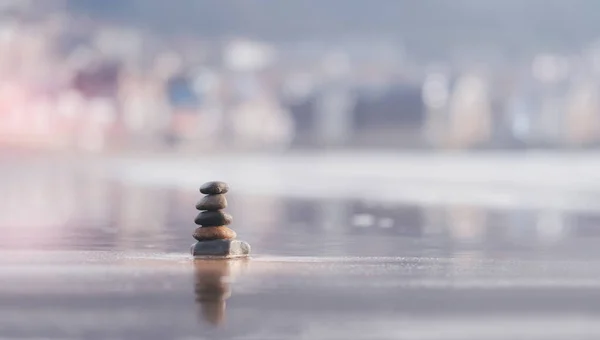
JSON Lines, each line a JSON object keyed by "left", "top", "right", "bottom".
{"left": 1, "top": 0, "right": 600, "bottom": 255}
{"left": 4, "top": 0, "right": 600, "bottom": 153}
{"left": 5, "top": 0, "right": 600, "bottom": 246}
{"left": 6, "top": 0, "right": 600, "bottom": 251}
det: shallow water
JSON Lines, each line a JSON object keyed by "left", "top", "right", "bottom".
{"left": 3, "top": 154, "right": 600, "bottom": 339}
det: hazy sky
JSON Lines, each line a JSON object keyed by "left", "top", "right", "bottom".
{"left": 67, "top": 1, "right": 600, "bottom": 53}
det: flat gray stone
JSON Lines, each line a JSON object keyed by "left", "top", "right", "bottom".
{"left": 191, "top": 239, "right": 251, "bottom": 258}
{"left": 194, "top": 211, "right": 233, "bottom": 226}
{"left": 195, "top": 194, "right": 227, "bottom": 211}
{"left": 200, "top": 181, "right": 229, "bottom": 195}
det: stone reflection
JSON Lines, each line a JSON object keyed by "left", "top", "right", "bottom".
{"left": 193, "top": 259, "right": 248, "bottom": 326}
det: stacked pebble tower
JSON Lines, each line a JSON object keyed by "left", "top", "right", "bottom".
{"left": 191, "top": 181, "right": 251, "bottom": 258}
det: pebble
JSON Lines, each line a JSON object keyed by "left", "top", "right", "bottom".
{"left": 195, "top": 194, "right": 227, "bottom": 211}
{"left": 200, "top": 181, "right": 229, "bottom": 195}
{"left": 191, "top": 239, "right": 251, "bottom": 258}
{"left": 193, "top": 226, "right": 237, "bottom": 241}
{"left": 194, "top": 211, "right": 233, "bottom": 226}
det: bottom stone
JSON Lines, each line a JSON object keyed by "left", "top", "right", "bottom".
{"left": 191, "top": 239, "right": 251, "bottom": 258}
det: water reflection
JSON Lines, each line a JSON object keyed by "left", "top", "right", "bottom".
{"left": 3, "top": 165, "right": 600, "bottom": 258}
{"left": 193, "top": 259, "right": 248, "bottom": 327}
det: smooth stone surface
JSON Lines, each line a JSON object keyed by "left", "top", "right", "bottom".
{"left": 191, "top": 239, "right": 251, "bottom": 258}
{"left": 200, "top": 181, "right": 230, "bottom": 195}
{"left": 193, "top": 226, "right": 237, "bottom": 241}
{"left": 195, "top": 194, "right": 227, "bottom": 211}
{"left": 194, "top": 211, "right": 233, "bottom": 226}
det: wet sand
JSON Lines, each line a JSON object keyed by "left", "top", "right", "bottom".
{"left": 5, "top": 250, "right": 600, "bottom": 339}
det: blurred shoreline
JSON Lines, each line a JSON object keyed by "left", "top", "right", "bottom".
{"left": 4, "top": 147, "right": 599, "bottom": 212}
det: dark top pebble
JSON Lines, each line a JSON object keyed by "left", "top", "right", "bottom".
{"left": 196, "top": 194, "right": 228, "bottom": 211}
{"left": 194, "top": 210, "right": 233, "bottom": 226}
{"left": 200, "top": 181, "right": 230, "bottom": 195}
